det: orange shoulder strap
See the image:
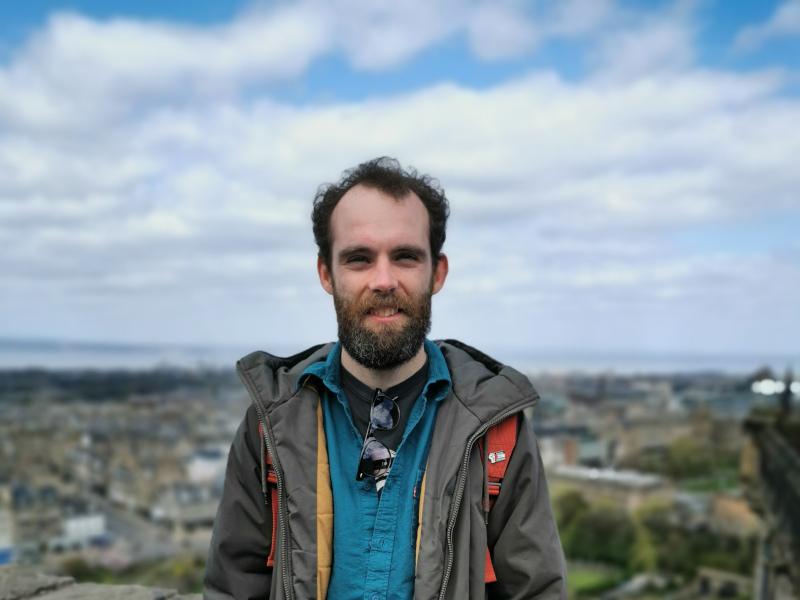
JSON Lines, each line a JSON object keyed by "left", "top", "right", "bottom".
{"left": 486, "top": 413, "right": 519, "bottom": 485}
{"left": 483, "top": 413, "right": 520, "bottom": 584}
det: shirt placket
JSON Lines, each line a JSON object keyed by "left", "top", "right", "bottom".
{"left": 362, "top": 392, "right": 428, "bottom": 600}
{"left": 309, "top": 341, "right": 452, "bottom": 600}
{"left": 363, "top": 465, "right": 400, "bottom": 600}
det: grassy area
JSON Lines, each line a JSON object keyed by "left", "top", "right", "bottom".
{"left": 678, "top": 467, "right": 740, "bottom": 493}
{"left": 567, "top": 562, "right": 623, "bottom": 598}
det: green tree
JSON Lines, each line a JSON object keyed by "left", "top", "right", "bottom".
{"left": 667, "top": 436, "right": 712, "bottom": 479}
{"left": 630, "top": 500, "right": 673, "bottom": 573}
{"left": 563, "top": 504, "right": 636, "bottom": 568}
{"left": 554, "top": 489, "right": 589, "bottom": 531}
{"left": 629, "top": 520, "right": 657, "bottom": 573}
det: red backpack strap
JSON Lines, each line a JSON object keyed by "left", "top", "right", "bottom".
{"left": 258, "top": 421, "right": 278, "bottom": 568}
{"left": 481, "top": 413, "right": 520, "bottom": 584}
{"left": 486, "top": 413, "right": 518, "bottom": 490}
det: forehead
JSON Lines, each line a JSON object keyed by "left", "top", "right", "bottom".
{"left": 330, "top": 184, "right": 430, "bottom": 252}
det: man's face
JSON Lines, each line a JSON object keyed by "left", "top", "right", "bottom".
{"left": 317, "top": 184, "right": 448, "bottom": 370}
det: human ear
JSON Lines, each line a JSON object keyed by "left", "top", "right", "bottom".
{"left": 317, "top": 255, "right": 334, "bottom": 295}
{"left": 431, "top": 253, "right": 448, "bottom": 295}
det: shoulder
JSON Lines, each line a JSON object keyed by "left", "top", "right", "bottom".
{"left": 236, "top": 342, "right": 335, "bottom": 408}
{"left": 435, "top": 339, "right": 539, "bottom": 419}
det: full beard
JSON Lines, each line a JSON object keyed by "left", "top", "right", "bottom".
{"left": 333, "top": 286, "right": 432, "bottom": 370}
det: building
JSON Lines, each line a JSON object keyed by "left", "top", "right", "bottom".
{"left": 536, "top": 424, "right": 608, "bottom": 469}
{"left": 151, "top": 482, "right": 218, "bottom": 550}
{"left": 47, "top": 498, "right": 107, "bottom": 553}
{"left": 0, "top": 503, "right": 13, "bottom": 565}
{"left": 709, "top": 493, "right": 761, "bottom": 538}
{"left": 548, "top": 465, "right": 673, "bottom": 513}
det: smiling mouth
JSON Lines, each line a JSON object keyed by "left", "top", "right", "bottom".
{"left": 368, "top": 307, "right": 403, "bottom": 318}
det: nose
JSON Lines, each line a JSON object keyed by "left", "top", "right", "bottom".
{"left": 368, "top": 255, "right": 398, "bottom": 293}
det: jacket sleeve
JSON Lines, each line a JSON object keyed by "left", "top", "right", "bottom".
{"left": 486, "top": 410, "right": 567, "bottom": 599}
{"left": 204, "top": 404, "right": 273, "bottom": 599}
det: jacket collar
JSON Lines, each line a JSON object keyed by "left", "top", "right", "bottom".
{"left": 298, "top": 339, "right": 452, "bottom": 402}
{"left": 236, "top": 343, "right": 332, "bottom": 413}
{"left": 236, "top": 339, "right": 538, "bottom": 423}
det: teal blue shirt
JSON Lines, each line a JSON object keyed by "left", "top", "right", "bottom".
{"left": 300, "top": 340, "right": 452, "bottom": 600}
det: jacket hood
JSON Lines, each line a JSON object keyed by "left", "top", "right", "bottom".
{"left": 236, "top": 342, "right": 332, "bottom": 412}
{"left": 236, "top": 339, "right": 538, "bottom": 422}
{"left": 438, "top": 339, "right": 539, "bottom": 423}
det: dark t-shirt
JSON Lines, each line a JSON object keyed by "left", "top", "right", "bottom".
{"left": 340, "top": 358, "right": 429, "bottom": 452}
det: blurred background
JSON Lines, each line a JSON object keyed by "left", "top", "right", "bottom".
{"left": 1, "top": 0, "right": 799, "bottom": 598}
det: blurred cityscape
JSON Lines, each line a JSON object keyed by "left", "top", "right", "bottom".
{"left": 1, "top": 345, "right": 798, "bottom": 599}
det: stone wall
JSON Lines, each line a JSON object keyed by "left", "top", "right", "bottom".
{"left": 0, "top": 567, "right": 201, "bottom": 600}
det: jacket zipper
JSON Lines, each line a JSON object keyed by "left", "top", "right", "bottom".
{"left": 437, "top": 400, "right": 535, "bottom": 600}
{"left": 240, "top": 370, "right": 295, "bottom": 600}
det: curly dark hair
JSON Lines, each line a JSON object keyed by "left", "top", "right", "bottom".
{"left": 312, "top": 157, "right": 450, "bottom": 269}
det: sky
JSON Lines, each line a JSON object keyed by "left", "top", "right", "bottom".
{"left": 0, "top": 0, "right": 799, "bottom": 362}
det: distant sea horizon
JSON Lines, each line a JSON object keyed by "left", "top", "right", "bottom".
{"left": 0, "top": 337, "right": 796, "bottom": 376}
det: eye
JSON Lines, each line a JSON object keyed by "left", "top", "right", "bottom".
{"left": 396, "top": 252, "right": 421, "bottom": 262}
{"left": 346, "top": 255, "right": 369, "bottom": 264}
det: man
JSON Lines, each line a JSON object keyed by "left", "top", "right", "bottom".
{"left": 204, "top": 158, "right": 566, "bottom": 599}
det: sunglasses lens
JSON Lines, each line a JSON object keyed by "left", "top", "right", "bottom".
{"left": 363, "top": 438, "right": 391, "bottom": 460}
{"left": 358, "top": 438, "right": 393, "bottom": 479}
{"left": 356, "top": 390, "right": 401, "bottom": 482}
{"left": 372, "top": 394, "right": 399, "bottom": 430}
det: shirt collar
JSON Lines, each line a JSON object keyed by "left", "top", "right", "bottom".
{"left": 299, "top": 339, "right": 451, "bottom": 401}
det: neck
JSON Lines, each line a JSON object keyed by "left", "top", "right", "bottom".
{"left": 340, "top": 344, "right": 427, "bottom": 390}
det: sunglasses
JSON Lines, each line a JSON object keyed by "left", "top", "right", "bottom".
{"left": 355, "top": 388, "right": 400, "bottom": 481}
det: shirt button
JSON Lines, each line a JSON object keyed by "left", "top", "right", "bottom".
{"left": 371, "top": 595, "right": 381, "bottom": 600}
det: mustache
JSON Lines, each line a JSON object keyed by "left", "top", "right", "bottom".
{"left": 358, "top": 293, "right": 413, "bottom": 314}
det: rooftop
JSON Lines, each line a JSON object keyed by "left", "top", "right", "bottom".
{"left": 552, "top": 465, "right": 667, "bottom": 489}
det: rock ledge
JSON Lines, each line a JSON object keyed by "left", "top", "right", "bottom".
{"left": 0, "top": 567, "right": 201, "bottom": 600}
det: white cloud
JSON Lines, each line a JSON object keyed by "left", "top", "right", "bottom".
{"left": 735, "top": 0, "right": 800, "bottom": 51}
{"left": 590, "top": 13, "right": 695, "bottom": 82}
{"left": 467, "top": 3, "right": 539, "bottom": 60}
{"left": 0, "top": 6, "right": 332, "bottom": 131}
{"left": 0, "top": 0, "right": 623, "bottom": 133}
{"left": 4, "top": 68, "right": 799, "bottom": 338}
{"left": 0, "top": 2, "right": 799, "bottom": 355}
{"left": 548, "top": 0, "right": 617, "bottom": 36}
{"left": 331, "top": 0, "right": 463, "bottom": 69}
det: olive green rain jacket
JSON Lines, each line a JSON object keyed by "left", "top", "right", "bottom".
{"left": 204, "top": 340, "right": 566, "bottom": 599}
